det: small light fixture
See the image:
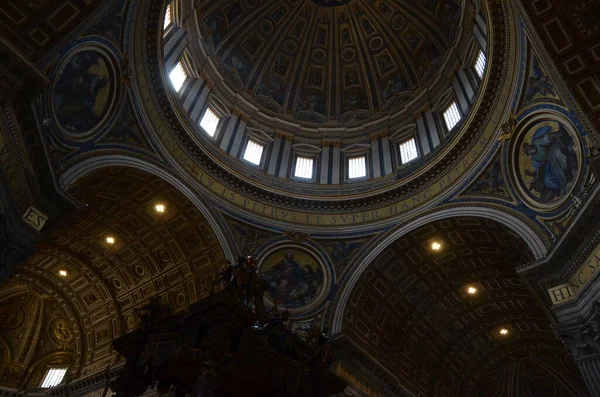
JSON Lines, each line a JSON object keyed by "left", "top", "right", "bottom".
{"left": 467, "top": 286, "right": 478, "bottom": 295}
{"left": 106, "top": 236, "right": 115, "bottom": 245}
{"left": 59, "top": 270, "right": 68, "bottom": 277}
{"left": 499, "top": 328, "right": 509, "bottom": 336}
{"left": 155, "top": 204, "right": 166, "bottom": 213}
{"left": 431, "top": 241, "right": 442, "bottom": 251}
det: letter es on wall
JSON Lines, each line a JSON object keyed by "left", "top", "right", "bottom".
{"left": 22, "top": 206, "right": 48, "bottom": 231}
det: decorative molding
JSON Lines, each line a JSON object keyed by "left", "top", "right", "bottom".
{"left": 245, "top": 128, "right": 273, "bottom": 145}
{"left": 329, "top": 204, "right": 548, "bottom": 334}
{"left": 554, "top": 301, "right": 600, "bottom": 361}
{"left": 339, "top": 144, "right": 370, "bottom": 156}
{"left": 291, "top": 144, "right": 322, "bottom": 157}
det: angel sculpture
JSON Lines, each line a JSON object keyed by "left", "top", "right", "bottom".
{"left": 497, "top": 110, "right": 516, "bottom": 142}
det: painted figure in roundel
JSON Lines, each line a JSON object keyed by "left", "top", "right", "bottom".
{"left": 53, "top": 51, "right": 112, "bottom": 133}
{"left": 519, "top": 120, "right": 578, "bottom": 203}
{"left": 259, "top": 250, "right": 324, "bottom": 309}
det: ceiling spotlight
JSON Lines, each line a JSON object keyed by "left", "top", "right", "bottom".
{"left": 106, "top": 236, "right": 115, "bottom": 245}
{"left": 155, "top": 204, "right": 166, "bottom": 213}
{"left": 499, "top": 328, "right": 509, "bottom": 336}
{"left": 431, "top": 242, "right": 442, "bottom": 251}
{"left": 59, "top": 270, "right": 68, "bottom": 277}
{"left": 467, "top": 286, "right": 478, "bottom": 295}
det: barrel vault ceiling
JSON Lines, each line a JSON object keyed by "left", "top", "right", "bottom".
{"left": 343, "top": 217, "right": 588, "bottom": 397}
{"left": 2, "top": 167, "right": 226, "bottom": 384}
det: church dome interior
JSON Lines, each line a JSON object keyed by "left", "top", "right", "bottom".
{"left": 1, "top": 0, "right": 600, "bottom": 396}
{"left": 196, "top": 0, "right": 463, "bottom": 125}
{"left": 158, "top": 0, "right": 493, "bottom": 199}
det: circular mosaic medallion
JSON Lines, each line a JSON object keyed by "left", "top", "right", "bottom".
{"left": 311, "top": 0, "right": 353, "bottom": 6}
{"left": 0, "top": 305, "right": 25, "bottom": 329}
{"left": 512, "top": 116, "right": 582, "bottom": 210}
{"left": 52, "top": 48, "right": 116, "bottom": 137}
{"left": 51, "top": 318, "right": 73, "bottom": 343}
{"left": 258, "top": 247, "right": 329, "bottom": 313}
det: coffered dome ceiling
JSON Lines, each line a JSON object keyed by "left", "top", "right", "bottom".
{"left": 197, "top": 0, "right": 462, "bottom": 124}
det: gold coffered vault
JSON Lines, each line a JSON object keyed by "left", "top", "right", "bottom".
{"left": 0, "top": 0, "right": 600, "bottom": 396}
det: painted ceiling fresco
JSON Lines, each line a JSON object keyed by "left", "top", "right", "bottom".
{"left": 196, "top": 0, "right": 461, "bottom": 124}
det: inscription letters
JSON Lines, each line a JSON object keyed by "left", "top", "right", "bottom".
{"left": 548, "top": 244, "right": 600, "bottom": 305}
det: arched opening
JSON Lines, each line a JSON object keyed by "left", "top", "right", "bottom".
{"left": 7, "top": 166, "right": 228, "bottom": 385}
{"left": 340, "top": 216, "right": 587, "bottom": 397}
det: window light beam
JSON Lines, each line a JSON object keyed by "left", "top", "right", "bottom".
{"left": 294, "top": 157, "right": 314, "bottom": 179}
{"left": 163, "top": 4, "right": 172, "bottom": 30}
{"left": 399, "top": 138, "right": 419, "bottom": 164}
{"left": 443, "top": 102, "right": 461, "bottom": 131}
{"left": 243, "top": 140, "right": 264, "bottom": 165}
{"left": 474, "top": 50, "right": 486, "bottom": 79}
{"left": 40, "top": 368, "right": 67, "bottom": 389}
{"left": 199, "top": 107, "right": 220, "bottom": 137}
{"left": 348, "top": 156, "right": 367, "bottom": 179}
{"left": 169, "top": 61, "right": 187, "bottom": 92}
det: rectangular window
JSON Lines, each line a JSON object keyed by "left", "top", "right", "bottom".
{"left": 169, "top": 61, "right": 187, "bottom": 92}
{"left": 199, "top": 107, "right": 220, "bottom": 137}
{"left": 443, "top": 102, "right": 461, "bottom": 131}
{"left": 474, "top": 50, "right": 486, "bottom": 79}
{"left": 348, "top": 156, "right": 367, "bottom": 179}
{"left": 294, "top": 157, "right": 314, "bottom": 179}
{"left": 243, "top": 140, "right": 264, "bottom": 165}
{"left": 164, "top": 4, "right": 172, "bottom": 30}
{"left": 399, "top": 138, "right": 419, "bottom": 164}
{"left": 40, "top": 368, "right": 67, "bottom": 389}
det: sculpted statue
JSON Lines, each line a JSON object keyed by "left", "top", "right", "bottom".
{"left": 212, "top": 255, "right": 267, "bottom": 317}
{"left": 554, "top": 301, "right": 600, "bottom": 360}
{"left": 134, "top": 296, "right": 162, "bottom": 330}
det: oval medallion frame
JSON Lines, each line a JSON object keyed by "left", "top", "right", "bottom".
{"left": 509, "top": 112, "right": 583, "bottom": 212}
{"left": 51, "top": 45, "right": 119, "bottom": 140}
{"left": 257, "top": 243, "right": 332, "bottom": 316}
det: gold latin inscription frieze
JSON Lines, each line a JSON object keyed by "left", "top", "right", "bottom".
{"left": 548, "top": 244, "right": 600, "bottom": 305}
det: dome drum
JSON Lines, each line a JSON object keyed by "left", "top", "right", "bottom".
{"left": 162, "top": 0, "right": 491, "bottom": 196}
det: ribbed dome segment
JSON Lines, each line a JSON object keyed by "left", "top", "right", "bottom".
{"left": 197, "top": 0, "right": 461, "bottom": 124}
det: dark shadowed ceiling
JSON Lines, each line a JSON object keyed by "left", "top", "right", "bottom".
{"left": 343, "top": 217, "right": 588, "bottom": 396}
{"left": 196, "top": 0, "right": 462, "bottom": 124}
{"left": 520, "top": 0, "right": 600, "bottom": 131}
{"left": 0, "top": 0, "right": 103, "bottom": 60}
{"left": 4, "top": 167, "right": 226, "bottom": 386}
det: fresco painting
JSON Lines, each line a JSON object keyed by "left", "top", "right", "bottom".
{"left": 53, "top": 51, "right": 113, "bottom": 133}
{"left": 523, "top": 56, "right": 558, "bottom": 103}
{"left": 518, "top": 120, "right": 579, "bottom": 204}
{"left": 465, "top": 154, "right": 509, "bottom": 198}
{"left": 259, "top": 249, "right": 324, "bottom": 310}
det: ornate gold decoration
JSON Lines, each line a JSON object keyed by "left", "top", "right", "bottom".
{"left": 584, "top": 134, "right": 599, "bottom": 157}
{"left": 284, "top": 230, "right": 311, "bottom": 241}
{"left": 51, "top": 318, "right": 73, "bottom": 343}
{"left": 126, "top": 315, "right": 136, "bottom": 331}
{"left": 497, "top": 110, "right": 516, "bottom": 141}
{"left": 121, "top": 53, "right": 132, "bottom": 88}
